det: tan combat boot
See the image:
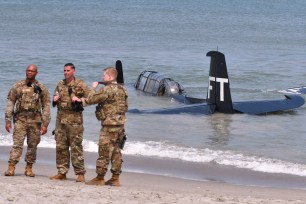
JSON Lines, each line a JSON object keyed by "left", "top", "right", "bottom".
{"left": 85, "top": 174, "right": 105, "bottom": 185}
{"left": 105, "top": 174, "right": 120, "bottom": 186}
{"left": 76, "top": 174, "right": 85, "bottom": 182}
{"left": 4, "top": 163, "right": 15, "bottom": 176}
{"left": 25, "top": 163, "right": 35, "bottom": 177}
{"left": 49, "top": 173, "right": 67, "bottom": 180}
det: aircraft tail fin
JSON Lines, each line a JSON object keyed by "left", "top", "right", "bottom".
{"left": 206, "top": 51, "right": 234, "bottom": 113}
{"left": 116, "top": 60, "right": 124, "bottom": 84}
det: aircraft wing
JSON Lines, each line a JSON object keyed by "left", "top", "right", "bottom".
{"left": 172, "top": 95, "right": 207, "bottom": 104}
{"left": 128, "top": 103, "right": 216, "bottom": 115}
{"left": 232, "top": 94, "right": 305, "bottom": 115}
{"left": 129, "top": 95, "right": 304, "bottom": 115}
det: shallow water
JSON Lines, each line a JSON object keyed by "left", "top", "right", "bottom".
{"left": 1, "top": 0, "right": 306, "bottom": 178}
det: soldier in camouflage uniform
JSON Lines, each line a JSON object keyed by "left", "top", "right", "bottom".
{"left": 77, "top": 66, "right": 128, "bottom": 186}
{"left": 50, "top": 63, "right": 89, "bottom": 182}
{"left": 4, "top": 64, "right": 51, "bottom": 177}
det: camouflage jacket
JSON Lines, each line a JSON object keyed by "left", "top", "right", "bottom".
{"left": 54, "top": 78, "right": 89, "bottom": 124}
{"left": 5, "top": 79, "right": 51, "bottom": 126}
{"left": 82, "top": 82, "right": 128, "bottom": 125}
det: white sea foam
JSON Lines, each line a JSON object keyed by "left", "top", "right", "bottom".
{"left": 123, "top": 141, "right": 306, "bottom": 177}
{"left": 279, "top": 87, "right": 303, "bottom": 94}
{"left": 0, "top": 133, "right": 98, "bottom": 152}
{"left": 1, "top": 133, "right": 306, "bottom": 177}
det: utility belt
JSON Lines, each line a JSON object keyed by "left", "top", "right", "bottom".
{"left": 58, "top": 108, "right": 77, "bottom": 113}
{"left": 16, "top": 110, "right": 40, "bottom": 116}
{"left": 14, "top": 110, "right": 41, "bottom": 123}
{"left": 58, "top": 107, "right": 74, "bottom": 112}
{"left": 58, "top": 102, "right": 84, "bottom": 112}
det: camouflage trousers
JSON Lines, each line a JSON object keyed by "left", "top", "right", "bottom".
{"left": 8, "top": 120, "right": 41, "bottom": 164}
{"left": 96, "top": 125, "right": 124, "bottom": 176}
{"left": 54, "top": 122, "right": 86, "bottom": 175}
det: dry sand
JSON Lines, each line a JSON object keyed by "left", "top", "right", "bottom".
{"left": 1, "top": 160, "right": 306, "bottom": 204}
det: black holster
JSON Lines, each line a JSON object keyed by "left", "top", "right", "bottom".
{"left": 119, "top": 135, "right": 127, "bottom": 150}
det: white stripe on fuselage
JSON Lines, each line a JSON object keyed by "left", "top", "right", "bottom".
{"left": 208, "top": 76, "right": 229, "bottom": 101}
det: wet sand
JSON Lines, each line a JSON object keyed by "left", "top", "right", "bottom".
{"left": 1, "top": 146, "right": 306, "bottom": 203}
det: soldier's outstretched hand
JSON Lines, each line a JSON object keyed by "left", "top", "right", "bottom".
{"left": 92, "top": 82, "right": 99, "bottom": 89}
{"left": 5, "top": 122, "right": 11, "bottom": 133}
{"left": 41, "top": 125, "right": 47, "bottom": 135}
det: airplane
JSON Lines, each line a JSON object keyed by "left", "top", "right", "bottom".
{"left": 128, "top": 51, "right": 305, "bottom": 115}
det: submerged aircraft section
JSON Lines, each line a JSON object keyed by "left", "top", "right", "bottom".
{"left": 134, "top": 70, "right": 206, "bottom": 104}
{"left": 129, "top": 51, "right": 305, "bottom": 115}
{"left": 134, "top": 71, "right": 185, "bottom": 96}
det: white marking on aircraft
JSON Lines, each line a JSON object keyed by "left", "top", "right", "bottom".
{"left": 208, "top": 76, "right": 229, "bottom": 101}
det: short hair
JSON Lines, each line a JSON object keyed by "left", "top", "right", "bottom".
{"left": 104, "top": 67, "right": 118, "bottom": 79}
{"left": 64, "top": 63, "right": 75, "bottom": 69}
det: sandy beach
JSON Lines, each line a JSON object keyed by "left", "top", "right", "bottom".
{"left": 0, "top": 147, "right": 306, "bottom": 204}
{"left": 1, "top": 1, "right": 306, "bottom": 203}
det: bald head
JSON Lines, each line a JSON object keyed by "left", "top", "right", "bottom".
{"left": 27, "top": 64, "right": 38, "bottom": 71}
{"left": 26, "top": 64, "right": 38, "bottom": 81}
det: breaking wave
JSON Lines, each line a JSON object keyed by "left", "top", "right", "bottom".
{"left": 1, "top": 133, "right": 306, "bottom": 177}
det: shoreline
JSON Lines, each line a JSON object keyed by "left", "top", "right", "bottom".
{"left": 1, "top": 146, "right": 306, "bottom": 190}
{"left": 1, "top": 146, "right": 306, "bottom": 203}
{"left": 1, "top": 161, "right": 306, "bottom": 203}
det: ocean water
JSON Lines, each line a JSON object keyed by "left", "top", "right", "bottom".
{"left": 1, "top": 0, "right": 306, "bottom": 179}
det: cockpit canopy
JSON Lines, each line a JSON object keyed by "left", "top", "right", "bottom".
{"left": 134, "top": 70, "right": 184, "bottom": 96}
